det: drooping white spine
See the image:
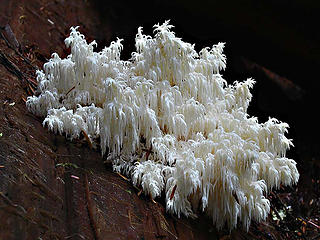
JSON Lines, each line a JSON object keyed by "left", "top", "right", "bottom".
{"left": 27, "top": 21, "right": 299, "bottom": 231}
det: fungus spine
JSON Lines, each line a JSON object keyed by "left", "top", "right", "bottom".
{"left": 27, "top": 21, "right": 299, "bottom": 230}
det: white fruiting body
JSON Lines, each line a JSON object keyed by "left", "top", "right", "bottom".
{"left": 27, "top": 21, "right": 299, "bottom": 231}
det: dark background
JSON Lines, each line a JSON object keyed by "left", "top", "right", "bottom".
{"left": 1, "top": 1, "right": 319, "bottom": 239}
{"left": 92, "top": 0, "right": 320, "bottom": 164}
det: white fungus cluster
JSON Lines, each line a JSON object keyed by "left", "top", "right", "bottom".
{"left": 27, "top": 21, "right": 299, "bottom": 231}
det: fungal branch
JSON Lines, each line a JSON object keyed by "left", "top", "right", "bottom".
{"left": 26, "top": 20, "right": 299, "bottom": 231}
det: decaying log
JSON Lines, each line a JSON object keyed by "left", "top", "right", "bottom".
{"left": 238, "top": 57, "right": 304, "bottom": 101}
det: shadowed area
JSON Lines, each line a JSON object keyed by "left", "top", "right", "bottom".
{"left": 0, "top": 0, "right": 319, "bottom": 239}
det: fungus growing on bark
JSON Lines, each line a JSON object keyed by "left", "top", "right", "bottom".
{"left": 27, "top": 21, "right": 299, "bottom": 230}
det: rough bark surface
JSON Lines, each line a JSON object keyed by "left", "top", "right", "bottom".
{"left": 1, "top": 1, "right": 319, "bottom": 240}
{"left": 0, "top": 1, "right": 217, "bottom": 239}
